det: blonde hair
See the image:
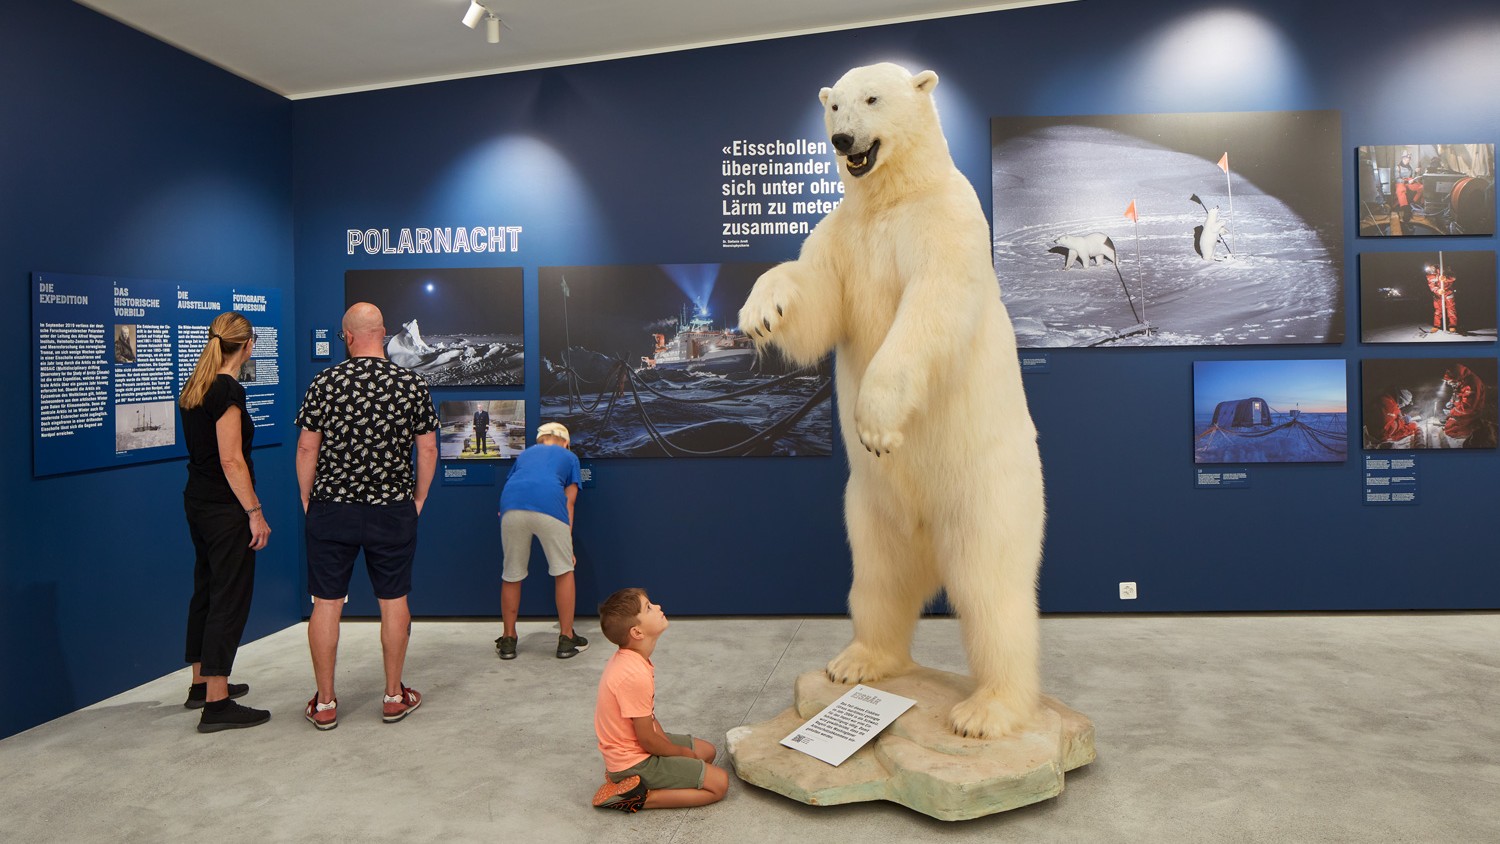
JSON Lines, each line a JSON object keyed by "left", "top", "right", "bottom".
{"left": 179, "top": 312, "right": 253, "bottom": 409}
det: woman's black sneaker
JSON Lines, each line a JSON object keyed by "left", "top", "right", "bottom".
{"left": 197, "top": 700, "right": 271, "bottom": 733}
{"left": 185, "top": 682, "right": 249, "bottom": 709}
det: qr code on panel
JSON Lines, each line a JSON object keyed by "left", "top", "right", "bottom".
{"left": 789, "top": 734, "right": 811, "bottom": 744}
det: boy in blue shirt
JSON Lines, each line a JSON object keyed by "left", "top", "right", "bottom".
{"left": 495, "top": 422, "right": 589, "bottom": 659}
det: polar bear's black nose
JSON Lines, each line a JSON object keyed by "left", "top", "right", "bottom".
{"left": 831, "top": 133, "right": 854, "bottom": 153}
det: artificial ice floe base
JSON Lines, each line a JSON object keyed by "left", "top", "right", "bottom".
{"left": 727, "top": 668, "right": 1094, "bottom": 821}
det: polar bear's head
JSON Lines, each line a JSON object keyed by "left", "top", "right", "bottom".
{"left": 819, "top": 63, "right": 940, "bottom": 181}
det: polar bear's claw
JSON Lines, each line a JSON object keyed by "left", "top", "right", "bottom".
{"left": 826, "top": 642, "right": 912, "bottom": 685}
{"left": 947, "top": 690, "right": 1035, "bottom": 740}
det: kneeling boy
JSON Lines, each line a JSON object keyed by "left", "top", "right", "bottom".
{"left": 591, "top": 588, "right": 729, "bottom": 812}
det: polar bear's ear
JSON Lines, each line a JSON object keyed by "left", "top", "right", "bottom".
{"left": 819, "top": 87, "right": 833, "bottom": 106}
{"left": 913, "top": 70, "right": 938, "bottom": 94}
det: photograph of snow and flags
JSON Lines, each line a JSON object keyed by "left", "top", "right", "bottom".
{"left": 1193, "top": 359, "right": 1348, "bottom": 464}
{"left": 991, "top": 110, "right": 1343, "bottom": 348}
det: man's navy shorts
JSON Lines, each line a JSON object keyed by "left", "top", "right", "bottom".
{"left": 305, "top": 499, "right": 418, "bottom": 600}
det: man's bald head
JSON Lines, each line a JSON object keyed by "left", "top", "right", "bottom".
{"left": 343, "top": 302, "right": 387, "bottom": 358}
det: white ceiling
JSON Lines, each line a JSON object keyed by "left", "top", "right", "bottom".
{"left": 76, "top": 0, "right": 1076, "bottom": 99}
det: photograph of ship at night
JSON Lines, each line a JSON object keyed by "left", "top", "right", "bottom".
{"left": 345, "top": 267, "right": 524, "bottom": 386}
{"left": 537, "top": 263, "right": 833, "bottom": 458}
{"left": 1193, "top": 359, "right": 1348, "bottom": 463}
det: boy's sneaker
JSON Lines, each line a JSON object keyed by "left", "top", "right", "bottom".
{"left": 557, "top": 633, "right": 589, "bottom": 659}
{"left": 196, "top": 700, "right": 270, "bottom": 733}
{"left": 184, "top": 682, "right": 249, "bottom": 709}
{"left": 495, "top": 635, "right": 517, "bottom": 660}
{"left": 305, "top": 695, "right": 338, "bottom": 731}
{"left": 592, "top": 775, "right": 647, "bottom": 813}
{"left": 382, "top": 684, "right": 422, "bottom": 723}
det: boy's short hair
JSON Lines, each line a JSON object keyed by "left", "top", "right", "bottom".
{"left": 598, "top": 587, "right": 648, "bottom": 647}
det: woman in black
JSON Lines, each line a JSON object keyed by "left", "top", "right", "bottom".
{"left": 178, "top": 312, "right": 272, "bottom": 732}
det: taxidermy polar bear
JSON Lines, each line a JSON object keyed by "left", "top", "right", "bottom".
{"left": 739, "top": 63, "right": 1045, "bottom": 739}
{"left": 1199, "top": 206, "right": 1230, "bottom": 261}
{"left": 1053, "top": 232, "right": 1117, "bottom": 270}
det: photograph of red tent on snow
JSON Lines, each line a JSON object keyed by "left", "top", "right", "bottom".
{"left": 1193, "top": 359, "right": 1348, "bottom": 464}
{"left": 992, "top": 110, "right": 1343, "bottom": 348}
{"left": 1361, "top": 358, "right": 1498, "bottom": 450}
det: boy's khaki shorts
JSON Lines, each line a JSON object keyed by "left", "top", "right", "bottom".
{"left": 607, "top": 733, "right": 705, "bottom": 790}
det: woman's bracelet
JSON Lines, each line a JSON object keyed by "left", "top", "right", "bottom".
{"left": 245, "top": 505, "right": 263, "bottom": 515}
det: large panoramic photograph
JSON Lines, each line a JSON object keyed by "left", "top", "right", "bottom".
{"left": 537, "top": 263, "right": 833, "bottom": 458}
{"left": 992, "top": 110, "right": 1344, "bottom": 348}
{"left": 345, "top": 267, "right": 524, "bottom": 385}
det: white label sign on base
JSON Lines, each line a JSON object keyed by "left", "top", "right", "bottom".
{"left": 780, "top": 684, "right": 917, "bottom": 766}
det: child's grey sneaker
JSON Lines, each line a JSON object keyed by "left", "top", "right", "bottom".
{"left": 557, "top": 633, "right": 589, "bottom": 659}
{"left": 495, "top": 635, "right": 517, "bottom": 660}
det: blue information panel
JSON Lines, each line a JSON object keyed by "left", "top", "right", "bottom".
{"left": 1020, "top": 352, "right": 1051, "bottom": 374}
{"left": 32, "top": 272, "right": 286, "bottom": 477}
{"left": 1363, "top": 454, "right": 1419, "bottom": 505}
{"left": 1196, "top": 468, "right": 1250, "bottom": 489}
{"left": 441, "top": 464, "right": 497, "bottom": 486}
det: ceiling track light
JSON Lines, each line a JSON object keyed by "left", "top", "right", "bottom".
{"left": 461, "top": 1, "right": 487, "bottom": 30}
{"left": 462, "top": 1, "right": 503, "bottom": 44}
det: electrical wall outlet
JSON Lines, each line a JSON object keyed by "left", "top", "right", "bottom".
{"left": 1119, "top": 581, "right": 1138, "bottom": 600}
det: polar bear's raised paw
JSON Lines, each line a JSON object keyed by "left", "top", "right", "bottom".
{"left": 739, "top": 266, "right": 796, "bottom": 344}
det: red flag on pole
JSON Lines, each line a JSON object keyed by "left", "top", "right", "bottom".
{"left": 1217, "top": 152, "right": 1229, "bottom": 173}
{"left": 1124, "top": 199, "right": 1137, "bottom": 222}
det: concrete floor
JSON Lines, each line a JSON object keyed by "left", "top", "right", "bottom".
{"left": 2, "top": 613, "right": 1497, "bottom": 843}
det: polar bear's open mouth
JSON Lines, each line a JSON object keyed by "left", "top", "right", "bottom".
{"left": 844, "top": 140, "right": 880, "bottom": 177}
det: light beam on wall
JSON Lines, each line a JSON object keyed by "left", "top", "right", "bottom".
{"left": 1121, "top": 8, "right": 1305, "bottom": 109}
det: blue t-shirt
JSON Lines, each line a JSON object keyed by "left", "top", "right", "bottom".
{"left": 499, "top": 444, "right": 581, "bottom": 525}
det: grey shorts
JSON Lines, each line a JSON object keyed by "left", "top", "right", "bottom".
{"left": 500, "top": 509, "right": 574, "bottom": 582}
{"left": 608, "top": 733, "right": 705, "bottom": 791}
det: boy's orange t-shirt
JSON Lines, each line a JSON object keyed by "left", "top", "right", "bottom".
{"left": 594, "top": 648, "right": 655, "bottom": 772}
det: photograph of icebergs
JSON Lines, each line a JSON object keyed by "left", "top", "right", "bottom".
{"left": 1357, "top": 144, "right": 1495, "bottom": 237}
{"left": 1193, "top": 359, "right": 1348, "bottom": 464}
{"left": 1361, "top": 358, "right": 1498, "bottom": 450}
{"left": 439, "top": 400, "right": 525, "bottom": 460}
{"left": 1359, "top": 251, "right": 1496, "bottom": 344}
{"left": 992, "top": 110, "right": 1343, "bottom": 348}
{"left": 344, "top": 267, "right": 523, "bottom": 386}
{"left": 537, "top": 263, "right": 833, "bottom": 459}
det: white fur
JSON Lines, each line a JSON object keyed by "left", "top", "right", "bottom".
{"left": 739, "top": 63, "right": 1046, "bottom": 739}
{"left": 1199, "top": 206, "right": 1229, "bottom": 261}
{"left": 1053, "top": 232, "right": 1117, "bottom": 270}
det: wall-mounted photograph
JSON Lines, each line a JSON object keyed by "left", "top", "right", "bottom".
{"left": 344, "top": 267, "right": 523, "bottom": 386}
{"left": 992, "top": 110, "right": 1344, "bottom": 348}
{"left": 537, "top": 263, "right": 833, "bottom": 458}
{"left": 1359, "top": 251, "right": 1496, "bottom": 343}
{"left": 114, "top": 399, "right": 176, "bottom": 452}
{"left": 438, "top": 400, "right": 525, "bottom": 460}
{"left": 1361, "top": 357, "right": 1498, "bottom": 450}
{"left": 1357, "top": 144, "right": 1495, "bottom": 237}
{"left": 1193, "top": 359, "right": 1348, "bottom": 463}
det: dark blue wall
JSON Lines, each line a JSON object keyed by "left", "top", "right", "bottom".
{"left": 1, "top": 0, "right": 296, "bottom": 738}
{"left": 6, "top": 0, "right": 1499, "bottom": 739}
{"left": 293, "top": 0, "right": 1500, "bottom": 620}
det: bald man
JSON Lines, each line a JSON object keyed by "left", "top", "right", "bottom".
{"left": 294, "top": 302, "right": 439, "bottom": 730}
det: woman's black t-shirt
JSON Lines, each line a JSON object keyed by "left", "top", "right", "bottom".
{"left": 181, "top": 374, "right": 255, "bottom": 503}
